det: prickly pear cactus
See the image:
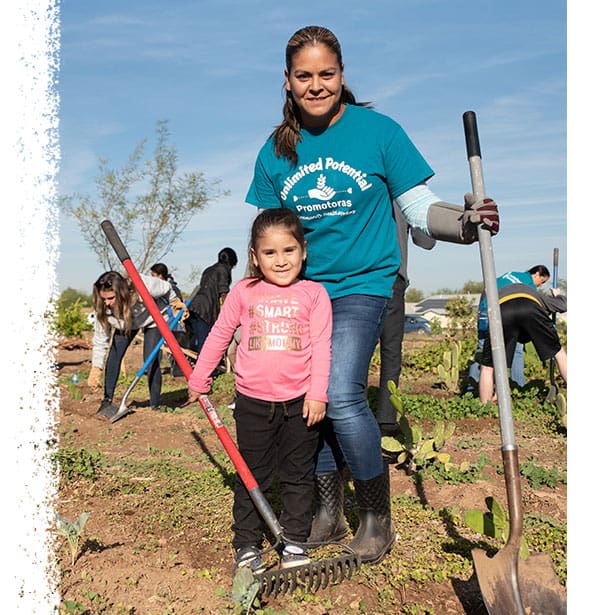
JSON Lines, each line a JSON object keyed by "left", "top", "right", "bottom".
{"left": 436, "top": 341, "right": 461, "bottom": 392}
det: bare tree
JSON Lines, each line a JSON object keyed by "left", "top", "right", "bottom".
{"left": 61, "top": 119, "right": 228, "bottom": 272}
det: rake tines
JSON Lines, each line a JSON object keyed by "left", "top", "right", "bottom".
{"left": 256, "top": 553, "right": 361, "bottom": 597}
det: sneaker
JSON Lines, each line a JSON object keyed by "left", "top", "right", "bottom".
{"left": 234, "top": 546, "right": 265, "bottom": 574}
{"left": 280, "top": 544, "right": 310, "bottom": 569}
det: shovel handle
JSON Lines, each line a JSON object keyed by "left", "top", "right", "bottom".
{"left": 462, "top": 111, "right": 516, "bottom": 450}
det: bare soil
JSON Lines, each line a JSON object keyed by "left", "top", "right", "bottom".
{"left": 54, "top": 333, "right": 566, "bottom": 614}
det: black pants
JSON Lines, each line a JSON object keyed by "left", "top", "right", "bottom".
{"left": 231, "top": 392, "right": 320, "bottom": 550}
{"left": 104, "top": 326, "right": 163, "bottom": 408}
{"left": 376, "top": 274, "right": 408, "bottom": 424}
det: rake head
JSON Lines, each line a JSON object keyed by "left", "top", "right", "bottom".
{"left": 254, "top": 552, "right": 361, "bottom": 597}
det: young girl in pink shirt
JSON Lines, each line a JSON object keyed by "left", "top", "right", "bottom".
{"left": 188, "top": 208, "right": 332, "bottom": 573}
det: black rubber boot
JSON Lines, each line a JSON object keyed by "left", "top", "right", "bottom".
{"left": 307, "top": 471, "right": 348, "bottom": 543}
{"left": 348, "top": 468, "right": 396, "bottom": 563}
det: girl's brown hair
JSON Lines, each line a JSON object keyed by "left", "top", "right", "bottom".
{"left": 271, "top": 25, "right": 369, "bottom": 165}
{"left": 247, "top": 208, "right": 306, "bottom": 285}
{"left": 92, "top": 271, "right": 135, "bottom": 335}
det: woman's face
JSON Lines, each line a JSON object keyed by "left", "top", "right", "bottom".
{"left": 285, "top": 43, "right": 345, "bottom": 129}
{"left": 99, "top": 289, "right": 117, "bottom": 310}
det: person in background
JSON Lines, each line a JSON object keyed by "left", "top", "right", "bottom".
{"left": 150, "top": 262, "right": 190, "bottom": 376}
{"left": 469, "top": 265, "right": 549, "bottom": 394}
{"left": 244, "top": 25, "right": 500, "bottom": 564}
{"left": 376, "top": 210, "right": 436, "bottom": 438}
{"left": 188, "top": 248, "right": 238, "bottom": 355}
{"left": 87, "top": 270, "right": 186, "bottom": 417}
{"left": 188, "top": 208, "right": 331, "bottom": 573}
{"left": 150, "top": 262, "right": 184, "bottom": 300}
{"left": 478, "top": 265, "right": 567, "bottom": 403}
{"left": 467, "top": 301, "right": 526, "bottom": 394}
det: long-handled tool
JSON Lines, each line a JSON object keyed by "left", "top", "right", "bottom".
{"left": 545, "top": 248, "right": 560, "bottom": 403}
{"left": 463, "top": 111, "right": 566, "bottom": 615}
{"left": 110, "top": 299, "right": 191, "bottom": 424}
{"left": 100, "top": 219, "right": 361, "bottom": 597}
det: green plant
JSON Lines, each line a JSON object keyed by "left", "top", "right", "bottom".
{"left": 444, "top": 296, "right": 477, "bottom": 336}
{"left": 429, "top": 317, "right": 443, "bottom": 335}
{"left": 464, "top": 496, "right": 529, "bottom": 559}
{"left": 436, "top": 340, "right": 462, "bottom": 392}
{"left": 61, "top": 601, "right": 85, "bottom": 614}
{"left": 424, "top": 453, "right": 490, "bottom": 485}
{"left": 382, "top": 385, "right": 455, "bottom": 473}
{"left": 230, "top": 568, "right": 260, "bottom": 614}
{"left": 56, "top": 512, "right": 90, "bottom": 565}
{"left": 53, "top": 446, "right": 104, "bottom": 482}
{"left": 53, "top": 298, "right": 93, "bottom": 338}
{"left": 510, "top": 457, "right": 566, "bottom": 490}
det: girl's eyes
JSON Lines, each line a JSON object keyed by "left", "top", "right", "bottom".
{"left": 261, "top": 246, "right": 298, "bottom": 256}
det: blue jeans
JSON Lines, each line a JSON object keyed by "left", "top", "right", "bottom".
{"left": 468, "top": 338, "right": 525, "bottom": 389}
{"left": 104, "top": 326, "right": 163, "bottom": 407}
{"left": 316, "top": 294, "right": 388, "bottom": 481}
{"left": 510, "top": 343, "right": 526, "bottom": 387}
{"left": 189, "top": 315, "right": 211, "bottom": 355}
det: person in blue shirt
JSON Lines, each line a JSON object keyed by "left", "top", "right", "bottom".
{"left": 467, "top": 265, "right": 550, "bottom": 393}
{"left": 245, "top": 25, "right": 500, "bottom": 565}
{"left": 478, "top": 266, "right": 567, "bottom": 403}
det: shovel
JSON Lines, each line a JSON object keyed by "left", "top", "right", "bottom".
{"left": 100, "top": 219, "right": 361, "bottom": 597}
{"left": 545, "top": 248, "right": 560, "bottom": 404}
{"left": 463, "top": 111, "right": 566, "bottom": 615}
{"left": 110, "top": 298, "right": 191, "bottom": 423}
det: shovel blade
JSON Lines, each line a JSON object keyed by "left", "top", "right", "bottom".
{"left": 473, "top": 548, "right": 566, "bottom": 615}
{"left": 110, "top": 404, "right": 133, "bottom": 423}
{"left": 519, "top": 552, "right": 566, "bottom": 615}
{"left": 96, "top": 401, "right": 119, "bottom": 420}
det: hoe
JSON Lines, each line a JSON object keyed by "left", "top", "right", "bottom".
{"left": 100, "top": 219, "right": 361, "bottom": 598}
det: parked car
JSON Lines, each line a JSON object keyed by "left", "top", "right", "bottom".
{"left": 404, "top": 314, "right": 432, "bottom": 335}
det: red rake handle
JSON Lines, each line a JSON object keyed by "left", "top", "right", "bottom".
{"left": 100, "top": 219, "right": 284, "bottom": 542}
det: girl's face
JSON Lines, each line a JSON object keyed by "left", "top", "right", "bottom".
{"left": 251, "top": 226, "right": 306, "bottom": 287}
{"left": 285, "top": 43, "right": 345, "bottom": 129}
{"left": 99, "top": 289, "right": 117, "bottom": 309}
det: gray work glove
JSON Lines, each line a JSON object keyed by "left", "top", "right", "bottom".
{"left": 427, "top": 194, "right": 500, "bottom": 244}
{"left": 462, "top": 193, "right": 500, "bottom": 236}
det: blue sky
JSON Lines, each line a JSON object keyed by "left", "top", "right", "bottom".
{"left": 58, "top": 0, "right": 567, "bottom": 296}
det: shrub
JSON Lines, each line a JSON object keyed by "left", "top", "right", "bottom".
{"left": 53, "top": 298, "right": 93, "bottom": 338}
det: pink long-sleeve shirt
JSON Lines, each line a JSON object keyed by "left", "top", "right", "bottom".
{"left": 188, "top": 278, "right": 332, "bottom": 402}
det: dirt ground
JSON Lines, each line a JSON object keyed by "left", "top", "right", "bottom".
{"left": 54, "top": 333, "right": 566, "bottom": 614}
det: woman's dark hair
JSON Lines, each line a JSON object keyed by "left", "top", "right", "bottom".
{"left": 218, "top": 247, "right": 238, "bottom": 269}
{"left": 92, "top": 271, "right": 134, "bottom": 334}
{"left": 271, "top": 25, "right": 370, "bottom": 164}
{"left": 528, "top": 265, "right": 550, "bottom": 279}
{"left": 247, "top": 208, "right": 305, "bottom": 284}
{"left": 150, "top": 263, "right": 169, "bottom": 279}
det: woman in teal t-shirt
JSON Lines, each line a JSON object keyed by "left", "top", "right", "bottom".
{"left": 245, "top": 25, "right": 500, "bottom": 565}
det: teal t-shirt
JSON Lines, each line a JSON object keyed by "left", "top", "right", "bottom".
{"left": 245, "top": 105, "right": 434, "bottom": 299}
{"left": 479, "top": 271, "right": 537, "bottom": 331}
